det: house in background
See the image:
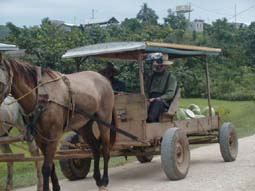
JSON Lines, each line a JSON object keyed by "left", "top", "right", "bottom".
{"left": 187, "top": 19, "right": 204, "bottom": 32}
{"left": 83, "top": 17, "right": 119, "bottom": 28}
{"left": 50, "top": 20, "right": 80, "bottom": 32}
{"left": 229, "top": 22, "right": 248, "bottom": 29}
{"left": 50, "top": 17, "right": 119, "bottom": 32}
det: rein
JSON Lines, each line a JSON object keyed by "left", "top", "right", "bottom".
{"left": 5, "top": 75, "right": 64, "bottom": 106}
{"left": 74, "top": 106, "right": 146, "bottom": 144}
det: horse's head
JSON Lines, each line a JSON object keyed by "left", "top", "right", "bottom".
{"left": 0, "top": 57, "right": 13, "bottom": 104}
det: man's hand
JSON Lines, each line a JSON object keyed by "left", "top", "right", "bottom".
{"left": 149, "top": 97, "right": 161, "bottom": 102}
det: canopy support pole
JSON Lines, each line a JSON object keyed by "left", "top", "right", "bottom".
{"left": 205, "top": 56, "right": 212, "bottom": 118}
{"left": 138, "top": 53, "right": 145, "bottom": 95}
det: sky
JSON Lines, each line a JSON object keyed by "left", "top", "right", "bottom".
{"left": 0, "top": 0, "right": 255, "bottom": 27}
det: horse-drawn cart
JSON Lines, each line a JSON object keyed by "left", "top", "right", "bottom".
{"left": 58, "top": 41, "right": 238, "bottom": 180}
{"left": 0, "top": 42, "right": 238, "bottom": 189}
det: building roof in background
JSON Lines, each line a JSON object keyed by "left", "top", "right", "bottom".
{"left": 0, "top": 43, "right": 19, "bottom": 51}
{"left": 84, "top": 17, "right": 119, "bottom": 27}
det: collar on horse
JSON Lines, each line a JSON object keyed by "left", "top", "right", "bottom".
{"left": 15, "top": 66, "right": 74, "bottom": 142}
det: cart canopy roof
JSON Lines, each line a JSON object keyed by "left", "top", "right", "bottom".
{"left": 0, "top": 43, "right": 19, "bottom": 51}
{"left": 62, "top": 41, "right": 222, "bottom": 60}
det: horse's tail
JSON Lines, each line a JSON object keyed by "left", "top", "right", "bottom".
{"left": 110, "top": 106, "right": 118, "bottom": 146}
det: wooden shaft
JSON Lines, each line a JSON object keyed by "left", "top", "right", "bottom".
{"left": 0, "top": 150, "right": 160, "bottom": 162}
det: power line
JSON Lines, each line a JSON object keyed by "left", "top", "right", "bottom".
{"left": 191, "top": 3, "right": 232, "bottom": 17}
{"left": 228, "top": 4, "right": 255, "bottom": 20}
{"left": 191, "top": 3, "right": 255, "bottom": 23}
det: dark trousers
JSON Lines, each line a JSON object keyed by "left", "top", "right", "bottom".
{"left": 147, "top": 99, "right": 169, "bottom": 122}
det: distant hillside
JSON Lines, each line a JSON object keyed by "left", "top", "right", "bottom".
{"left": 0, "top": 25, "right": 10, "bottom": 39}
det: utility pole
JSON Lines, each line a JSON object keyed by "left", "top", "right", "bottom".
{"left": 234, "top": 4, "right": 237, "bottom": 27}
{"left": 188, "top": 2, "right": 191, "bottom": 21}
{"left": 91, "top": 9, "right": 95, "bottom": 20}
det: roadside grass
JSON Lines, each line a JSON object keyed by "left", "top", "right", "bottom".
{"left": 1, "top": 99, "right": 255, "bottom": 189}
{"left": 180, "top": 99, "right": 255, "bottom": 138}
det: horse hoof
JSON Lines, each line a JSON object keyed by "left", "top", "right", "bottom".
{"left": 99, "top": 186, "right": 108, "bottom": 191}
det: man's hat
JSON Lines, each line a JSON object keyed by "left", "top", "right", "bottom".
{"left": 99, "top": 62, "right": 120, "bottom": 76}
{"left": 162, "top": 53, "right": 174, "bottom": 66}
{"left": 146, "top": 53, "right": 173, "bottom": 66}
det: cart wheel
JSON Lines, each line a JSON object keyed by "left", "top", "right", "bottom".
{"left": 136, "top": 155, "right": 153, "bottom": 163}
{"left": 59, "top": 133, "right": 91, "bottom": 181}
{"left": 219, "top": 122, "right": 238, "bottom": 162}
{"left": 161, "top": 128, "right": 190, "bottom": 180}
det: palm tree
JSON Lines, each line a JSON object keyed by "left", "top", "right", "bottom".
{"left": 136, "top": 3, "right": 158, "bottom": 25}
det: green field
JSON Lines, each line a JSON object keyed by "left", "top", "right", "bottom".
{"left": 1, "top": 99, "right": 255, "bottom": 190}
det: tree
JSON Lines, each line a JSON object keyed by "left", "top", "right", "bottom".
{"left": 136, "top": 3, "right": 158, "bottom": 25}
{"left": 164, "top": 9, "right": 188, "bottom": 30}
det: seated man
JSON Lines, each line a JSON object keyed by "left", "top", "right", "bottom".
{"left": 99, "top": 62, "right": 126, "bottom": 92}
{"left": 146, "top": 53, "right": 177, "bottom": 122}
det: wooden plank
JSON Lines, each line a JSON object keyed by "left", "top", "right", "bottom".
{"left": 146, "top": 42, "right": 222, "bottom": 53}
{"left": 167, "top": 88, "right": 181, "bottom": 116}
{"left": 115, "top": 93, "right": 147, "bottom": 142}
{"left": 0, "top": 135, "right": 24, "bottom": 145}
{"left": 57, "top": 149, "right": 90, "bottom": 155}
{"left": 0, "top": 153, "right": 25, "bottom": 161}
{"left": 145, "top": 116, "right": 220, "bottom": 140}
{"left": 95, "top": 51, "right": 142, "bottom": 61}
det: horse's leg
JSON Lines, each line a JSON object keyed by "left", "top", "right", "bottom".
{"left": 27, "top": 141, "right": 43, "bottom": 191}
{"left": 37, "top": 141, "right": 59, "bottom": 191}
{"left": 100, "top": 132, "right": 110, "bottom": 188}
{"left": 0, "top": 144, "right": 14, "bottom": 191}
{"left": 79, "top": 120, "right": 102, "bottom": 187}
{"left": 50, "top": 162, "right": 60, "bottom": 191}
{"left": 96, "top": 111, "right": 112, "bottom": 189}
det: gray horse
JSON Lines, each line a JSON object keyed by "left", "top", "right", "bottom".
{"left": 0, "top": 96, "right": 43, "bottom": 191}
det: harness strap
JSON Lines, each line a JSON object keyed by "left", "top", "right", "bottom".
{"left": 25, "top": 105, "right": 45, "bottom": 142}
{"left": 74, "top": 106, "right": 144, "bottom": 143}
{"left": 61, "top": 75, "right": 75, "bottom": 130}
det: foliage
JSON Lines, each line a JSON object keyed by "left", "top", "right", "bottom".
{"left": 136, "top": 3, "right": 159, "bottom": 25}
{"left": 164, "top": 9, "right": 188, "bottom": 30}
{"left": 0, "top": 25, "right": 10, "bottom": 39}
{"left": 2, "top": 3, "right": 255, "bottom": 100}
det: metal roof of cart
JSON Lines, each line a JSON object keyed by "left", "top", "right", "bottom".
{"left": 62, "top": 41, "right": 222, "bottom": 60}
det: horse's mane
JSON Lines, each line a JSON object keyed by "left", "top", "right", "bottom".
{"left": 3, "top": 58, "right": 57, "bottom": 85}
{"left": 5, "top": 58, "right": 37, "bottom": 85}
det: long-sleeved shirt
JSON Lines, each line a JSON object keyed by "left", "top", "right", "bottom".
{"left": 148, "top": 70, "right": 177, "bottom": 102}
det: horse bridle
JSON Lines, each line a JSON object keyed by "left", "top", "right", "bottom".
{"left": 0, "top": 61, "right": 13, "bottom": 103}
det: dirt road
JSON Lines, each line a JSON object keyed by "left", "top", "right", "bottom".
{"left": 16, "top": 136, "right": 255, "bottom": 191}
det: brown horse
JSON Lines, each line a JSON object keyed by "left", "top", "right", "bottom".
{"left": 0, "top": 58, "right": 116, "bottom": 191}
